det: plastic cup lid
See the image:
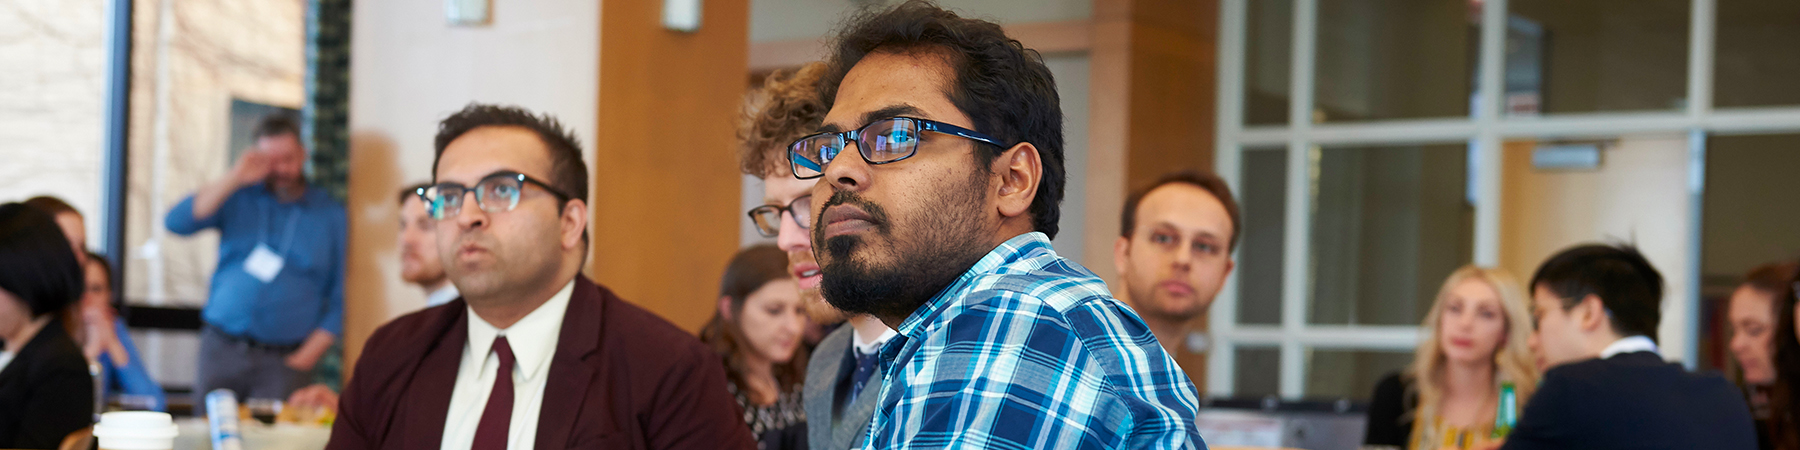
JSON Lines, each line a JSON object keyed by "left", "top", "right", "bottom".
{"left": 93, "top": 411, "right": 180, "bottom": 438}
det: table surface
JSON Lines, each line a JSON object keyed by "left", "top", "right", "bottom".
{"left": 171, "top": 418, "right": 330, "bottom": 450}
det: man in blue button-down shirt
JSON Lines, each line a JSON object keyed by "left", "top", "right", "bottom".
{"left": 165, "top": 115, "right": 345, "bottom": 400}
{"left": 793, "top": 2, "right": 1205, "bottom": 449}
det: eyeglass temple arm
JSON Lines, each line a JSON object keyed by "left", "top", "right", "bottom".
{"left": 920, "top": 121, "right": 1007, "bottom": 148}
{"left": 792, "top": 153, "right": 825, "bottom": 172}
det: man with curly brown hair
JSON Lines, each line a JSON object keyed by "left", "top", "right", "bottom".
{"left": 739, "top": 62, "right": 898, "bottom": 450}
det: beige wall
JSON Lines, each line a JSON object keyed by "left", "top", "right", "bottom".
{"left": 345, "top": 0, "right": 598, "bottom": 365}
{"left": 1500, "top": 136, "right": 1695, "bottom": 362}
{"left": 0, "top": 0, "right": 106, "bottom": 232}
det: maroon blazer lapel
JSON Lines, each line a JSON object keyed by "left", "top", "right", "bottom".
{"left": 398, "top": 312, "right": 467, "bottom": 449}
{"left": 535, "top": 276, "right": 606, "bottom": 449}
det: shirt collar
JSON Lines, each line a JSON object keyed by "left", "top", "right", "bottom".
{"left": 465, "top": 279, "right": 576, "bottom": 381}
{"left": 852, "top": 327, "right": 898, "bottom": 356}
{"left": 426, "top": 284, "right": 461, "bottom": 307}
{"left": 892, "top": 232, "right": 1053, "bottom": 341}
{"left": 1600, "top": 335, "right": 1659, "bottom": 359}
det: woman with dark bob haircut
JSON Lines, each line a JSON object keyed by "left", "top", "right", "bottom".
{"left": 0, "top": 202, "right": 95, "bottom": 448}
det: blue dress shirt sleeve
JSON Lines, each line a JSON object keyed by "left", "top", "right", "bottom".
{"left": 165, "top": 191, "right": 232, "bottom": 235}
{"left": 102, "top": 319, "right": 168, "bottom": 411}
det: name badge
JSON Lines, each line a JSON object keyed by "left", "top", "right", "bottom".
{"left": 244, "top": 243, "right": 286, "bottom": 283}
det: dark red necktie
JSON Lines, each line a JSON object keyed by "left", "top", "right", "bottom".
{"left": 471, "top": 336, "right": 515, "bottom": 450}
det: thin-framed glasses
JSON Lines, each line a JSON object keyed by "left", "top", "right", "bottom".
{"left": 788, "top": 116, "right": 1009, "bottom": 180}
{"left": 747, "top": 195, "right": 813, "bottom": 238}
{"left": 422, "top": 171, "right": 571, "bottom": 220}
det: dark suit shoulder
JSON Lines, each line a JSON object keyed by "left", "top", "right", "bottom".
{"left": 352, "top": 301, "right": 463, "bottom": 380}
{"left": 1364, "top": 372, "right": 1413, "bottom": 447}
{"left": 5, "top": 325, "right": 90, "bottom": 384}
{"left": 593, "top": 285, "right": 724, "bottom": 392}
{"left": 0, "top": 325, "right": 94, "bottom": 449}
{"left": 362, "top": 302, "right": 461, "bottom": 352}
{"left": 1514, "top": 352, "right": 1757, "bottom": 450}
{"left": 599, "top": 289, "right": 712, "bottom": 359}
{"left": 587, "top": 282, "right": 756, "bottom": 449}
{"left": 33, "top": 326, "right": 89, "bottom": 373}
{"left": 1539, "top": 352, "right": 1716, "bottom": 391}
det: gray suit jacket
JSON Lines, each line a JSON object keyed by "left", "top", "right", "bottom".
{"left": 804, "top": 324, "right": 882, "bottom": 450}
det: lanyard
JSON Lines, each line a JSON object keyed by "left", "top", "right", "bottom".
{"left": 263, "top": 200, "right": 303, "bottom": 255}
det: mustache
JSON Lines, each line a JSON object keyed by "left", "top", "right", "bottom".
{"left": 817, "top": 189, "right": 891, "bottom": 232}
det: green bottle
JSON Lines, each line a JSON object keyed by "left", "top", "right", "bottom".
{"left": 1491, "top": 381, "right": 1518, "bottom": 438}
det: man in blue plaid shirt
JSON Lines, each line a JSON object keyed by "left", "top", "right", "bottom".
{"left": 789, "top": 2, "right": 1206, "bottom": 448}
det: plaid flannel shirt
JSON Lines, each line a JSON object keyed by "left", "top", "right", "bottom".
{"left": 859, "top": 232, "right": 1206, "bottom": 449}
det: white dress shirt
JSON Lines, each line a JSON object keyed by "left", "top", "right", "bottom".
{"left": 1600, "top": 335, "right": 1660, "bottom": 359}
{"left": 852, "top": 326, "right": 898, "bottom": 357}
{"left": 439, "top": 280, "right": 574, "bottom": 450}
{"left": 426, "top": 283, "right": 461, "bottom": 308}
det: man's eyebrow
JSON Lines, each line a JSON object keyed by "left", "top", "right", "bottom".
{"left": 860, "top": 104, "right": 925, "bottom": 126}
{"left": 816, "top": 104, "right": 928, "bottom": 134}
{"left": 440, "top": 169, "right": 519, "bottom": 186}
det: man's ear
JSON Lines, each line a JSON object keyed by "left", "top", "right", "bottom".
{"left": 561, "top": 199, "right": 589, "bottom": 250}
{"left": 993, "top": 143, "right": 1042, "bottom": 219}
{"left": 1113, "top": 236, "right": 1133, "bottom": 280}
{"left": 1575, "top": 295, "right": 1608, "bottom": 332}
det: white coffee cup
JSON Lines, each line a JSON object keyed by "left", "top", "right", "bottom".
{"left": 93, "top": 411, "right": 180, "bottom": 450}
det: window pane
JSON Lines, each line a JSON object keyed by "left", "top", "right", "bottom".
{"left": 1314, "top": 0, "right": 1475, "bottom": 122}
{"left": 1506, "top": 0, "right": 1688, "bottom": 114}
{"left": 1238, "top": 149, "right": 1287, "bottom": 325}
{"left": 1244, "top": 0, "right": 1292, "bottom": 126}
{"left": 1699, "top": 134, "right": 1800, "bottom": 374}
{"left": 1310, "top": 144, "right": 1473, "bottom": 326}
{"left": 1714, "top": 0, "right": 1800, "bottom": 108}
{"left": 1234, "top": 346, "right": 1282, "bottom": 398}
{"left": 1305, "top": 349, "right": 1414, "bottom": 400}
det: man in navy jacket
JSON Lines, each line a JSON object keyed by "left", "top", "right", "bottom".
{"left": 1498, "top": 244, "right": 1755, "bottom": 450}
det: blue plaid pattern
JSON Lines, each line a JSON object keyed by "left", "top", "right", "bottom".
{"left": 859, "top": 232, "right": 1206, "bottom": 449}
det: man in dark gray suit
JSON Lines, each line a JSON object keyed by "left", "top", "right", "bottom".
{"left": 737, "top": 62, "right": 897, "bottom": 449}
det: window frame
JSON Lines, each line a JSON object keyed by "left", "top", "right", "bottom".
{"left": 1210, "top": 0, "right": 1800, "bottom": 399}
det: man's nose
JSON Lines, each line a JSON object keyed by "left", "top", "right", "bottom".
{"left": 777, "top": 210, "right": 810, "bottom": 253}
{"left": 823, "top": 141, "right": 872, "bottom": 192}
{"left": 454, "top": 191, "right": 489, "bottom": 229}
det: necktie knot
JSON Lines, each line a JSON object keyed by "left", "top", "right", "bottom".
{"left": 493, "top": 336, "right": 515, "bottom": 369}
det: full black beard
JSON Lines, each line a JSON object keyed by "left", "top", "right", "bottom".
{"left": 815, "top": 171, "right": 994, "bottom": 323}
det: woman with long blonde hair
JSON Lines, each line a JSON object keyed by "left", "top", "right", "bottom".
{"left": 1364, "top": 266, "right": 1541, "bottom": 450}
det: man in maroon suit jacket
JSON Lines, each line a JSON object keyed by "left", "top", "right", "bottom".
{"left": 326, "top": 104, "right": 752, "bottom": 450}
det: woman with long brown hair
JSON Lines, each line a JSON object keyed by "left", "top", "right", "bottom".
{"left": 1365, "top": 266, "right": 1541, "bottom": 450}
{"left": 1761, "top": 261, "right": 1800, "bottom": 450}
{"left": 700, "top": 245, "right": 811, "bottom": 450}
{"left": 1731, "top": 262, "right": 1798, "bottom": 450}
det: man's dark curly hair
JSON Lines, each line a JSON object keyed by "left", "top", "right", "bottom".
{"left": 432, "top": 103, "right": 588, "bottom": 207}
{"left": 818, "top": 0, "right": 1066, "bottom": 238}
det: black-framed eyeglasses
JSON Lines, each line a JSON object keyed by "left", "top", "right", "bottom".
{"left": 422, "top": 171, "right": 571, "bottom": 220}
{"left": 746, "top": 195, "right": 812, "bottom": 238}
{"left": 788, "top": 116, "right": 1009, "bottom": 180}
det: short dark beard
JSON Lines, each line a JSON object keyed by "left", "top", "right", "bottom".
{"left": 814, "top": 167, "right": 995, "bottom": 324}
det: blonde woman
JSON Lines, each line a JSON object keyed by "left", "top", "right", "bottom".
{"left": 1363, "top": 266, "right": 1541, "bottom": 450}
